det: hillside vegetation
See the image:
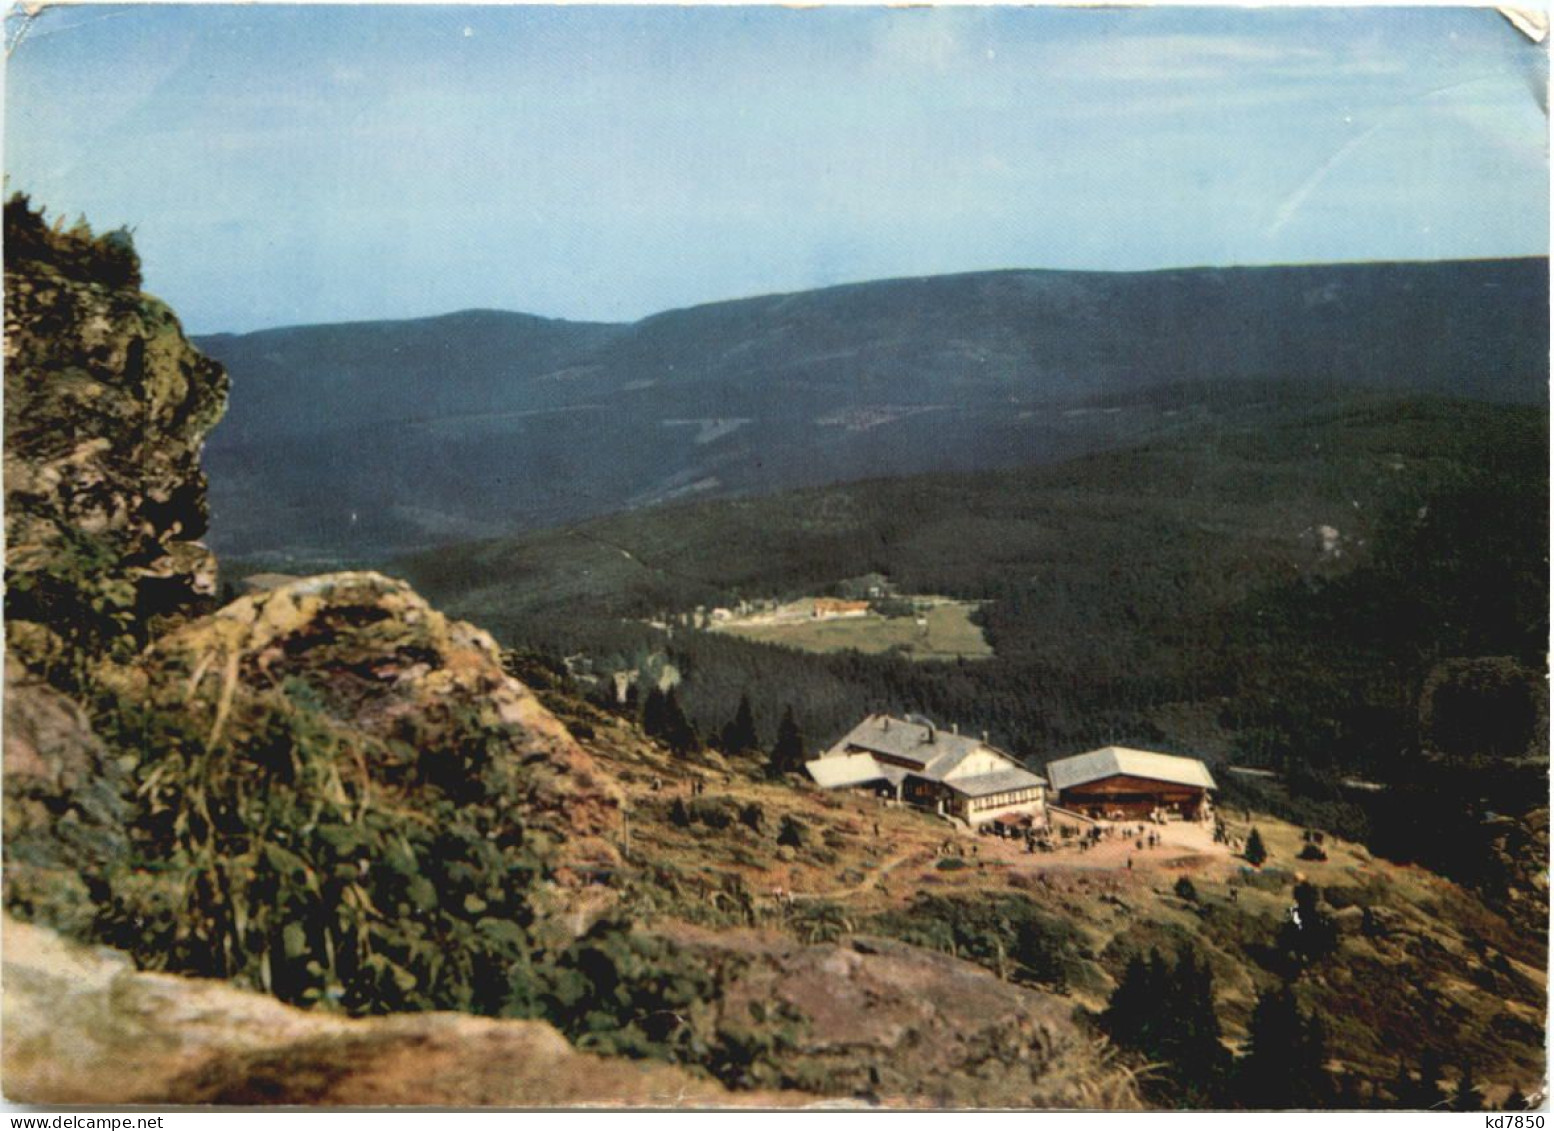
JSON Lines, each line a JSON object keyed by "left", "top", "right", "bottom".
{"left": 198, "top": 259, "right": 1547, "bottom": 563}
{"left": 493, "top": 672, "right": 1547, "bottom": 1108}
{"left": 404, "top": 393, "right": 1548, "bottom": 921}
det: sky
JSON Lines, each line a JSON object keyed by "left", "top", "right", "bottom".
{"left": 4, "top": 4, "right": 1548, "bottom": 333}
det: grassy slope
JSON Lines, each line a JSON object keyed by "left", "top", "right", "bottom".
{"left": 710, "top": 602, "right": 992, "bottom": 661}
{"left": 533, "top": 680, "right": 1547, "bottom": 1104}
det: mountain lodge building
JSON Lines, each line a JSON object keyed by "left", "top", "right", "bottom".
{"left": 805, "top": 714, "right": 1047, "bottom": 827}
{"left": 1045, "top": 747, "right": 1217, "bottom": 820}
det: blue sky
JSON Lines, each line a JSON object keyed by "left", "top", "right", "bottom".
{"left": 5, "top": 5, "right": 1548, "bottom": 333}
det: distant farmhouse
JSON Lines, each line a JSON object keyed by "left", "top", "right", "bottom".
{"left": 811, "top": 597, "right": 869, "bottom": 618}
{"left": 805, "top": 714, "right": 1046, "bottom": 826}
{"left": 1045, "top": 747, "right": 1217, "bottom": 821}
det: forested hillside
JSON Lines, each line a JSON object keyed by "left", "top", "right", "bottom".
{"left": 402, "top": 392, "right": 1548, "bottom": 908}
{"left": 199, "top": 259, "right": 1547, "bottom": 564}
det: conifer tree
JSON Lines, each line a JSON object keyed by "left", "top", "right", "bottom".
{"left": 1279, "top": 880, "right": 1339, "bottom": 966}
{"left": 1450, "top": 1065, "right": 1484, "bottom": 1112}
{"left": 669, "top": 797, "right": 692, "bottom": 828}
{"left": 1410, "top": 1048, "right": 1447, "bottom": 1110}
{"left": 721, "top": 692, "right": 758, "bottom": 753}
{"left": 1101, "top": 948, "right": 1229, "bottom": 1107}
{"left": 661, "top": 688, "right": 699, "bottom": 757}
{"left": 641, "top": 686, "right": 668, "bottom": 739}
{"left": 1100, "top": 953, "right": 1152, "bottom": 1050}
{"left": 769, "top": 705, "right": 805, "bottom": 777}
{"left": 1163, "top": 948, "right": 1231, "bottom": 1105}
{"left": 1235, "top": 985, "right": 1330, "bottom": 1108}
{"left": 1245, "top": 827, "right": 1269, "bottom": 867}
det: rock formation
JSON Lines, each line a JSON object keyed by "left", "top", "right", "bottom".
{"left": 2, "top": 194, "right": 621, "bottom": 1017}
{"left": 4, "top": 195, "right": 228, "bottom": 685}
{"left": 2, "top": 914, "right": 744, "bottom": 1107}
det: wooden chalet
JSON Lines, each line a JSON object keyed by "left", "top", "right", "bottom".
{"left": 1045, "top": 747, "right": 1216, "bottom": 820}
{"left": 805, "top": 713, "right": 1046, "bottom": 826}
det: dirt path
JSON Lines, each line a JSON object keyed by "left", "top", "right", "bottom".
{"left": 788, "top": 846, "right": 928, "bottom": 902}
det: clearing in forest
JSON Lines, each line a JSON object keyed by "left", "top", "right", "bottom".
{"left": 707, "top": 597, "right": 993, "bottom": 661}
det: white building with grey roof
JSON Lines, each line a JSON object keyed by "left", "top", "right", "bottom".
{"left": 805, "top": 713, "right": 1047, "bottom": 827}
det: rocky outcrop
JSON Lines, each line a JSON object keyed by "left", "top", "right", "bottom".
{"left": 85, "top": 571, "right": 623, "bottom": 1011}
{"left": 2, "top": 197, "right": 622, "bottom": 1020}
{"left": 647, "top": 926, "right": 1141, "bottom": 1108}
{"left": 2, "top": 914, "right": 748, "bottom": 1107}
{"left": 4, "top": 196, "right": 228, "bottom": 685}
{"left": 120, "top": 570, "right": 623, "bottom": 873}
{"left": 2, "top": 657, "right": 128, "bottom": 934}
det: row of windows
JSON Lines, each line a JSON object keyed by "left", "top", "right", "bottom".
{"left": 965, "top": 788, "right": 1043, "bottom": 812}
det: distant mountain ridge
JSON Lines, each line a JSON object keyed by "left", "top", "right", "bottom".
{"left": 196, "top": 258, "right": 1548, "bottom": 565}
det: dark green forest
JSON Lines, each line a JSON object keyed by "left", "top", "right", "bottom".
{"left": 397, "top": 393, "right": 1548, "bottom": 904}
{"left": 199, "top": 257, "right": 1547, "bottom": 564}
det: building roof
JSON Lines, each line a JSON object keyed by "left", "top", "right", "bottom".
{"left": 1046, "top": 747, "right": 1217, "bottom": 793}
{"left": 827, "top": 713, "right": 996, "bottom": 773}
{"left": 948, "top": 767, "right": 1048, "bottom": 798}
{"left": 805, "top": 753, "right": 895, "bottom": 790}
{"left": 813, "top": 714, "right": 1047, "bottom": 794}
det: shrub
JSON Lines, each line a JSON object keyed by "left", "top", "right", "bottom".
{"left": 867, "top": 893, "right": 1078, "bottom": 988}
{"left": 93, "top": 684, "right": 548, "bottom": 1016}
{"left": 1245, "top": 827, "right": 1269, "bottom": 867}
{"left": 689, "top": 797, "right": 736, "bottom": 830}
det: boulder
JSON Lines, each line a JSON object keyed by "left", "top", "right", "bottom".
{"left": 1, "top": 914, "right": 748, "bottom": 1107}
{"left": 88, "top": 572, "right": 623, "bottom": 1010}
{"left": 649, "top": 926, "right": 1142, "bottom": 1108}
{"left": 2, "top": 657, "right": 128, "bottom": 933}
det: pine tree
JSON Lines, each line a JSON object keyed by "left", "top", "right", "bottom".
{"left": 1163, "top": 948, "right": 1231, "bottom": 1106}
{"left": 641, "top": 686, "right": 668, "bottom": 739}
{"left": 661, "top": 689, "right": 700, "bottom": 757}
{"left": 1236, "top": 985, "right": 1330, "bottom": 1108}
{"left": 769, "top": 705, "right": 805, "bottom": 777}
{"left": 1389, "top": 1059, "right": 1415, "bottom": 1109}
{"left": 721, "top": 692, "right": 758, "bottom": 753}
{"left": 1411, "top": 1049, "right": 1447, "bottom": 1110}
{"left": 1100, "top": 953, "right": 1152, "bottom": 1050}
{"left": 669, "top": 797, "right": 692, "bottom": 828}
{"left": 1280, "top": 880, "right": 1338, "bottom": 966}
{"left": 1450, "top": 1065, "right": 1484, "bottom": 1112}
{"left": 1101, "top": 948, "right": 1229, "bottom": 1107}
{"left": 1245, "top": 827, "right": 1269, "bottom": 867}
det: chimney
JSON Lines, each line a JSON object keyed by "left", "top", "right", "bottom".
{"left": 926, "top": 723, "right": 936, "bottom": 744}
{"left": 951, "top": 723, "right": 959, "bottom": 736}
{"left": 982, "top": 730, "right": 990, "bottom": 744}
{"left": 882, "top": 717, "right": 890, "bottom": 732}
